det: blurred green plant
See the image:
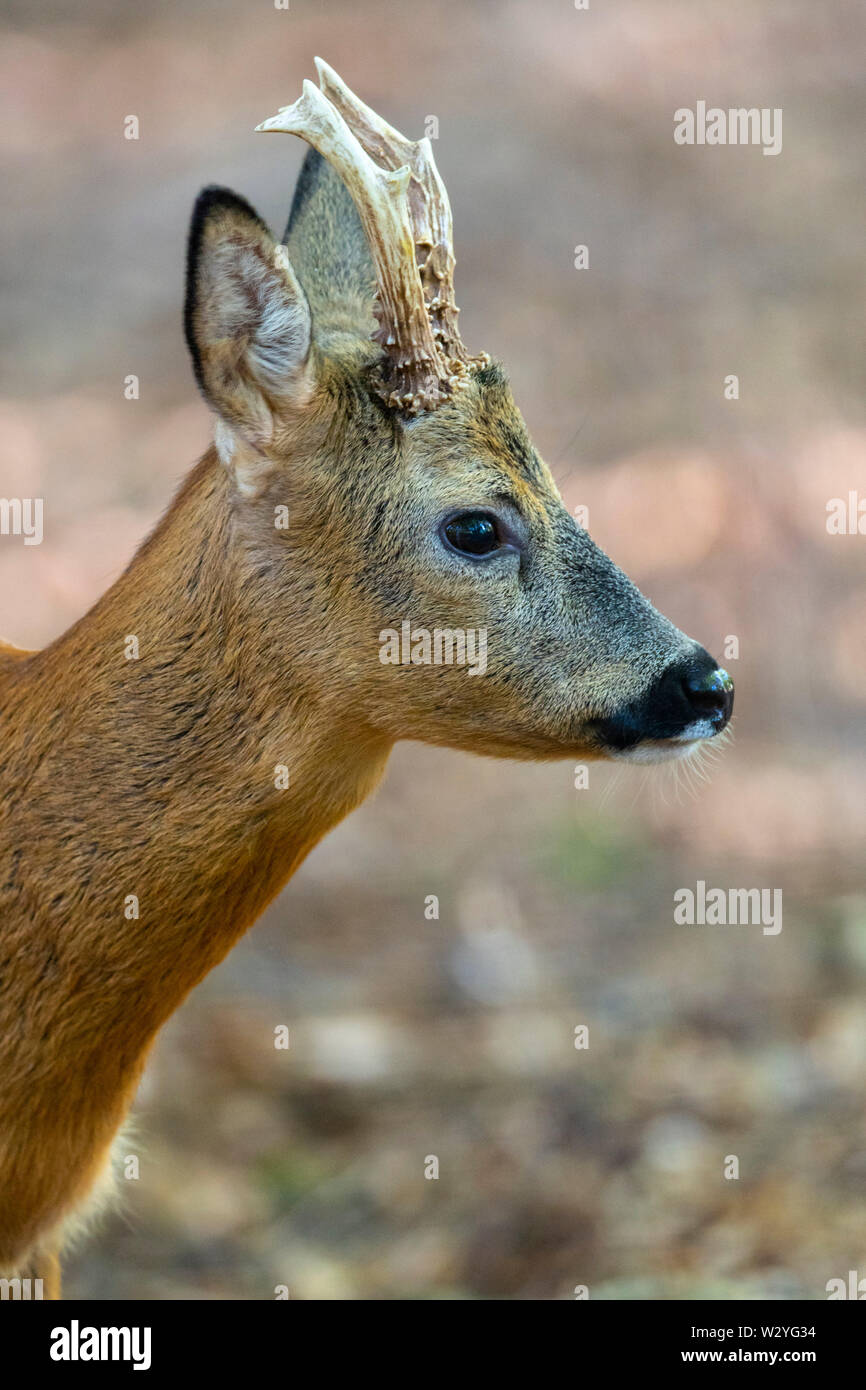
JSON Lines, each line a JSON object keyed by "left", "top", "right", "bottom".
{"left": 539, "top": 814, "right": 655, "bottom": 892}
{"left": 254, "top": 1150, "right": 333, "bottom": 1212}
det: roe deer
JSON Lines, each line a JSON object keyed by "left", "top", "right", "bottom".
{"left": 0, "top": 60, "right": 733, "bottom": 1297}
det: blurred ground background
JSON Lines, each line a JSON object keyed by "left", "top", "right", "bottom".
{"left": 1, "top": 0, "right": 865, "bottom": 1299}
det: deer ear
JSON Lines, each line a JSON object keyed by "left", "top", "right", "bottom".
{"left": 184, "top": 186, "right": 314, "bottom": 457}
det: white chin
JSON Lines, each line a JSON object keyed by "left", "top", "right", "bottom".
{"left": 606, "top": 720, "right": 718, "bottom": 764}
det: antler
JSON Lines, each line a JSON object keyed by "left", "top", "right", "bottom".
{"left": 313, "top": 59, "right": 468, "bottom": 370}
{"left": 255, "top": 61, "right": 483, "bottom": 415}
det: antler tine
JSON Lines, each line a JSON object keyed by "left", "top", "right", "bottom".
{"left": 314, "top": 58, "right": 469, "bottom": 366}
{"left": 314, "top": 57, "right": 417, "bottom": 176}
{"left": 256, "top": 79, "right": 455, "bottom": 414}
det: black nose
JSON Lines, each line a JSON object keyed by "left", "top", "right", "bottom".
{"left": 593, "top": 648, "right": 734, "bottom": 750}
{"left": 681, "top": 661, "right": 734, "bottom": 726}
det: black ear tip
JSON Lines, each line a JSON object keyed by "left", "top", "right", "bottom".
{"left": 188, "top": 185, "right": 268, "bottom": 245}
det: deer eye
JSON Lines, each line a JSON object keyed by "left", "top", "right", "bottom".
{"left": 442, "top": 511, "right": 502, "bottom": 557}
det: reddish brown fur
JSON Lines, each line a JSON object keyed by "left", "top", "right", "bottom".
{"left": 0, "top": 450, "right": 394, "bottom": 1285}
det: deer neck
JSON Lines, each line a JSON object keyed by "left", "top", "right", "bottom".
{"left": 5, "top": 448, "right": 392, "bottom": 1071}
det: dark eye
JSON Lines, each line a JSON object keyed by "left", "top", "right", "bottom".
{"left": 443, "top": 512, "right": 502, "bottom": 557}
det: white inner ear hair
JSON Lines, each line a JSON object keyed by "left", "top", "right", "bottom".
{"left": 213, "top": 419, "right": 276, "bottom": 500}
{"left": 246, "top": 244, "right": 313, "bottom": 399}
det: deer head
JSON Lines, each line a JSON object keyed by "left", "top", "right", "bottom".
{"left": 183, "top": 60, "right": 733, "bottom": 764}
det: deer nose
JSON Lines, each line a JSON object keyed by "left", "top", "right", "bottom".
{"left": 592, "top": 647, "right": 734, "bottom": 751}
{"left": 650, "top": 648, "right": 734, "bottom": 736}
{"left": 680, "top": 661, "right": 734, "bottom": 727}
